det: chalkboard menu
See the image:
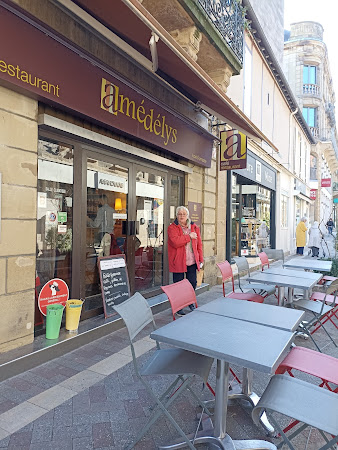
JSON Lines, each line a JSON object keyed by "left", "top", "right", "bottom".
{"left": 98, "top": 255, "right": 130, "bottom": 318}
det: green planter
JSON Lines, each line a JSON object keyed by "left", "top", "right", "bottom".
{"left": 45, "top": 304, "right": 64, "bottom": 339}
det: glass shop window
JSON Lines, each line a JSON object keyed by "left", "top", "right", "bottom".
{"left": 36, "top": 139, "right": 74, "bottom": 297}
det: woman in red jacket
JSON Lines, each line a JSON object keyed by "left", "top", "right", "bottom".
{"left": 168, "top": 206, "right": 203, "bottom": 315}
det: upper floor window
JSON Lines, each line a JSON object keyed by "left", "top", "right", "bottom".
{"left": 303, "top": 107, "right": 317, "bottom": 128}
{"left": 303, "top": 65, "right": 317, "bottom": 84}
{"left": 303, "top": 65, "right": 319, "bottom": 95}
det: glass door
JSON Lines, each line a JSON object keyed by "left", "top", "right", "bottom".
{"left": 84, "top": 154, "right": 130, "bottom": 314}
{"left": 133, "top": 166, "right": 166, "bottom": 293}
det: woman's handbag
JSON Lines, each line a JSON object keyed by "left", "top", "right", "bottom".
{"left": 196, "top": 268, "right": 204, "bottom": 287}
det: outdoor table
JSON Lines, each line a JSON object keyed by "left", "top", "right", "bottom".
{"left": 264, "top": 267, "right": 323, "bottom": 300}
{"left": 283, "top": 258, "right": 332, "bottom": 272}
{"left": 197, "top": 297, "right": 304, "bottom": 331}
{"left": 151, "top": 311, "right": 294, "bottom": 449}
{"left": 196, "top": 297, "right": 304, "bottom": 435}
{"left": 247, "top": 270, "right": 322, "bottom": 305}
{"left": 264, "top": 267, "right": 322, "bottom": 282}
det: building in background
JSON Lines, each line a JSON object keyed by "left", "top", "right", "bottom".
{"left": 225, "top": 0, "right": 315, "bottom": 258}
{"left": 284, "top": 21, "right": 338, "bottom": 232}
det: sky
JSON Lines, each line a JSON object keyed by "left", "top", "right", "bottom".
{"left": 284, "top": 0, "right": 338, "bottom": 102}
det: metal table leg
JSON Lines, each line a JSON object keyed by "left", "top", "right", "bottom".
{"left": 159, "top": 361, "right": 277, "bottom": 449}
{"left": 228, "top": 368, "right": 275, "bottom": 435}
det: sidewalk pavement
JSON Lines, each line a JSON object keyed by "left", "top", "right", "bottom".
{"left": 0, "top": 256, "right": 337, "bottom": 449}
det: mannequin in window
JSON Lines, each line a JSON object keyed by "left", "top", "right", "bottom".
{"left": 87, "top": 194, "right": 115, "bottom": 239}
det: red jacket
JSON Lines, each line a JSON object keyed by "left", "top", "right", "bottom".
{"left": 168, "top": 219, "right": 203, "bottom": 273}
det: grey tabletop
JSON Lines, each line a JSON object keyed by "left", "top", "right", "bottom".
{"left": 264, "top": 267, "right": 322, "bottom": 282}
{"left": 196, "top": 297, "right": 305, "bottom": 331}
{"left": 151, "top": 311, "right": 294, "bottom": 374}
{"left": 283, "top": 258, "right": 332, "bottom": 272}
{"left": 248, "top": 271, "right": 320, "bottom": 290}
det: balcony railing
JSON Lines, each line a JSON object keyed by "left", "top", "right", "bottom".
{"left": 303, "top": 83, "right": 320, "bottom": 96}
{"left": 309, "top": 126, "right": 319, "bottom": 138}
{"left": 197, "top": 0, "right": 244, "bottom": 64}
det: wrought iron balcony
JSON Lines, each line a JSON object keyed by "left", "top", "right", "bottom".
{"left": 309, "top": 126, "right": 319, "bottom": 139}
{"left": 303, "top": 83, "right": 320, "bottom": 96}
{"left": 197, "top": 0, "right": 244, "bottom": 64}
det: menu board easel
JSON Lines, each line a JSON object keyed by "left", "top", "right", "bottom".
{"left": 98, "top": 255, "right": 130, "bottom": 318}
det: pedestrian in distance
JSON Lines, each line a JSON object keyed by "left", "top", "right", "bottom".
{"left": 326, "top": 217, "right": 334, "bottom": 235}
{"left": 167, "top": 206, "right": 203, "bottom": 316}
{"left": 308, "top": 221, "right": 321, "bottom": 257}
{"left": 296, "top": 216, "right": 307, "bottom": 255}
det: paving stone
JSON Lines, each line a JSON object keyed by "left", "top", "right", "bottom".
{"left": 92, "top": 422, "right": 114, "bottom": 448}
{"left": 0, "top": 401, "right": 18, "bottom": 415}
{"left": 89, "top": 385, "right": 107, "bottom": 404}
{"left": 72, "top": 436, "right": 93, "bottom": 450}
{"left": 8, "top": 430, "right": 32, "bottom": 448}
{"left": 31, "top": 424, "right": 53, "bottom": 442}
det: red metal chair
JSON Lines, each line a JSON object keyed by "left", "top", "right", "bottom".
{"left": 162, "top": 279, "right": 243, "bottom": 389}
{"left": 258, "top": 252, "right": 270, "bottom": 271}
{"left": 309, "top": 280, "right": 338, "bottom": 334}
{"left": 161, "top": 279, "right": 198, "bottom": 321}
{"left": 161, "top": 280, "right": 218, "bottom": 394}
{"left": 318, "top": 275, "right": 338, "bottom": 286}
{"left": 216, "top": 261, "right": 264, "bottom": 303}
{"left": 275, "top": 346, "right": 338, "bottom": 434}
{"left": 258, "top": 252, "right": 283, "bottom": 305}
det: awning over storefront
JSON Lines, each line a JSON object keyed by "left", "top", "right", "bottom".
{"left": 67, "top": 0, "right": 274, "bottom": 145}
{"left": 294, "top": 191, "right": 313, "bottom": 203}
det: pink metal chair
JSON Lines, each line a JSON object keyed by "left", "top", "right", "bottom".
{"left": 161, "top": 279, "right": 242, "bottom": 389}
{"left": 276, "top": 346, "right": 338, "bottom": 434}
{"left": 258, "top": 252, "right": 270, "bottom": 271}
{"left": 309, "top": 282, "right": 338, "bottom": 334}
{"left": 161, "top": 280, "right": 217, "bottom": 394}
{"left": 258, "top": 252, "right": 282, "bottom": 305}
{"left": 216, "top": 261, "right": 264, "bottom": 303}
{"left": 161, "top": 279, "right": 198, "bottom": 321}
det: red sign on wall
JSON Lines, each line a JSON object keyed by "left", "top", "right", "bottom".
{"left": 321, "top": 178, "right": 331, "bottom": 187}
{"left": 38, "top": 278, "right": 69, "bottom": 316}
{"left": 310, "top": 189, "right": 317, "bottom": 200}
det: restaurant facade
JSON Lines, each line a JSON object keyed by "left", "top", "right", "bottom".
{"left": 0, "top": 0, "right": 315, "bottom": 352}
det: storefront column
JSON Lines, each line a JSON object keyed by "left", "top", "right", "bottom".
{"left": 0, "top": 86, "right": 38, "bottom": 352}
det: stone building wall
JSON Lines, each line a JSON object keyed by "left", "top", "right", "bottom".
{"left": 0, "top": 86, "right": 38, "bottom": 351}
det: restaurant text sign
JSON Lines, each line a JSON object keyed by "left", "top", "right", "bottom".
{"left": 0, "top": 5, "right": 213, "bottom": 167}
{"left": 220, "top": 130, "right": 247, "bottom": 171}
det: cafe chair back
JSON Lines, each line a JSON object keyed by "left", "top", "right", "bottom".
{"left": 293, "top": 280, "right": 338, "bottom": 352}
{"left": 161, "top": 280, "right": 219, "bottom": 393}
{"left": 161, "top": 279, "right": 198, "bottom": 321}
{"left": 258, "top": 252, "right": 270, "bottom": 271}
{"left": 252, "top": 374, "right": 338, "bottom": 450}
{"left": 262, "top": 248, "right": 285, "bottom": 264}
{"left": 276, "top": 346, "right": 338, "bottom": 434}
{"left": 114, "top": 292, "right": 213, "bottom": 450}
{"left": 216, "top": 261, "right": 264, "bottom": 303}
{"left": 309, "top": 278, "right": 338, "bottom": 332}
{"left": 233, "top": 256, "right": 276, "bottom": 299}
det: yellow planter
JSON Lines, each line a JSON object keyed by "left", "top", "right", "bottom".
{"left": 65, "top": 299, "right": 83, "bottom": 332}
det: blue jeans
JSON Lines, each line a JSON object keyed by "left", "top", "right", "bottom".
{"left": 328, "top": 226, "right": 333, "bottom": 235}
{"left": 296, "top": 247, "right": 304, "bottom": 255}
